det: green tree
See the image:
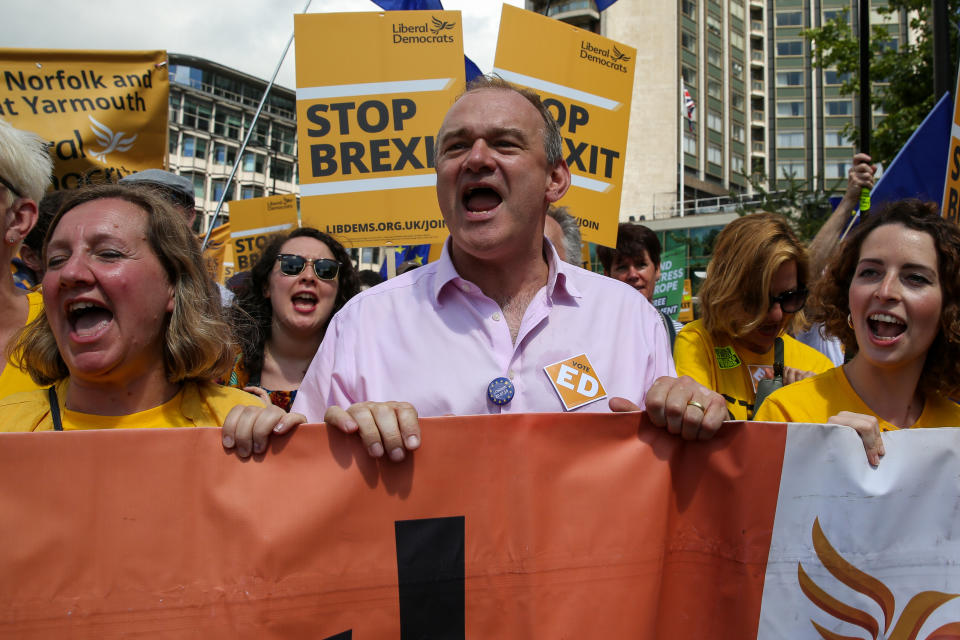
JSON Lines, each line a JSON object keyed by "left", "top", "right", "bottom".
{"left": 803, "top": 0, "right": 960, "bottom": 166}
{"left": 736, "top": 171, "right": 840, "bottom": 243}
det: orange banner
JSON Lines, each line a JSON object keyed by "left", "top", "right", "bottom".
{"left": 0, "top": 415, "right": 784, "bottom": 638}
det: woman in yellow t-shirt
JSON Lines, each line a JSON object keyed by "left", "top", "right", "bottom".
{"left": 674, "top": 212, "right": 834, "bottom": 420}
{"left": 1, "top": 184, "right": 299, "bottom": 456}
{"left": 755, "top": 200, "right": 960, "bottom": 464}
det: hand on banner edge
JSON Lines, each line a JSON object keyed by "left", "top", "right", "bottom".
{"left": 222, "top": 404, "right": 306, "bottom": 458}
{"left": 324, "top": 401, "right": 421, "bottom": 462}
{"left": 615, "top": 375, "right": 726, "bottom": 440}
{"left": 827, "top": 411, "right": 885, "bottom": 466}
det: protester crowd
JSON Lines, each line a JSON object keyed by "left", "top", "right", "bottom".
{"left": 1, "top": 75, "right": 957, "bottom": 465}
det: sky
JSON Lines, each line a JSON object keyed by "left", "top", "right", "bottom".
{"left": 3, "top": 1, "right": 525, "bottom": 90}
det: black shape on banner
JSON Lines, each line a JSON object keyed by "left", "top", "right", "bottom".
{"left": 322, "top": 632, "right": 352, "bottom": 639}
{"left": 395, "top": 516, "right": 465, "bottom": 639}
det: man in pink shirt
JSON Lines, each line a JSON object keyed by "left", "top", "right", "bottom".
{"left": 263, "top": 76, "right": 728, "bottom": 462}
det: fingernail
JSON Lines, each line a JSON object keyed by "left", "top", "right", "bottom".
{"left": 273, "top": 422, "right": 284, "bottom": 433}
{"left": 405, "top": 435, "right": 420, "bottom": 449}
{"left": 369, "top": 442, "right": 384, "bottom": 457}
{"left": 222, "top": 435, "right": 234, "bottom": 448}
{"left": 389, "top": 447, "right": 405, "bottom": 462}
{"left": 254, "top": 442, "right": 265, "bottom": 454}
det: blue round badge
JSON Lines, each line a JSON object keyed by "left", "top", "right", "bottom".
{"left": 487, "top": 376, "right": 515, "bottom": 406}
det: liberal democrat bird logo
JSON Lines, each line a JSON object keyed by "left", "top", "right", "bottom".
{"left": 430, "top": 16, "right": 455, "bottom": 34}
{"left": 88, "top": 115, "right": 137, "bottom": 164}
{"left": 611, "top": 46, "right": 631, "bottom": 62}
{"left": 798, "top": 518, "right": 960, "bottom": 639}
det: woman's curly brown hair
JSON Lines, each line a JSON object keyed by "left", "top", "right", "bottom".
{"left": 810, "top": 199, "right": 960, "bottom": 396}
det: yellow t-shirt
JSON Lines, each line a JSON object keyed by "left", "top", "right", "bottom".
{"left": 674, "top": 319, "right": 834, "bottom": 420}
{"left": 0, "top": 379, "right": 264, "bottom": 432}
{"left": 0, "top": 290, "right": 44, "bottom": 398}
{"left": 754, "top": 366, "right": 960, "bottom": 430}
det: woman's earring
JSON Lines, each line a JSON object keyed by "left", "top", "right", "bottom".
{"left": 847, "top": 313, "right": 853, "bottom": 328}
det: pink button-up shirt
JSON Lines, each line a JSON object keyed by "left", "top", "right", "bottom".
{"left": 292, "top": 241, "right": 675, "bottom": 421}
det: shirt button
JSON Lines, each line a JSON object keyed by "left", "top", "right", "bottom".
{"left": 460, "top": 283, "right": 471, "bottom": 293}
{"left": 508, "top": 369, "right": 516, "bottom": 379}
{"left": 492, "top": 312, "right": 501, "bottom": 321}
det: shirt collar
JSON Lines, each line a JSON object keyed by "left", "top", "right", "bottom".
{"left": 433, "top": 236, "right": 582, "bottom": 303}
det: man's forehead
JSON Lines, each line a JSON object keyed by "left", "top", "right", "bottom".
{"left": 440, "top": 88, "right": 542, "bottom": 133}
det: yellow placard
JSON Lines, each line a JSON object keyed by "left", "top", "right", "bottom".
{"left": 294, "top": 11, "right": 465, "bottom": 248}
{"left": 0, "top": 49, "right": 168, "bottom": 191}
{"left": 678, "top": 278, "right": 694, "bottom": 323}
{"left": 942, "top": 64, "right": 960, "bottom": 222}
{"left": 493, "top": 5, "right": 634, "bottom": 248}
{"left": 227, "top": 194, "right": 298, "bottom": 272}
{"left": 543, "top": 353, "right": 607, "bottom": 411}
{"left": 201, "top": 223, "right": 233, "bottom": 286}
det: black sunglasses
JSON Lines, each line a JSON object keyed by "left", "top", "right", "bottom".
{"left": 0, "top": 174, "right": 22, "bottom": 199}
{"left": 769, "top": 287, "right": 808, "bottom": 314}
{"left": 276, "top": 254, "right": 340, "bottom": 280}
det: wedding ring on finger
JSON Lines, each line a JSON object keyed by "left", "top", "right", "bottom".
{"left": 686, "top": 399, "right": 706, "bottom": 413}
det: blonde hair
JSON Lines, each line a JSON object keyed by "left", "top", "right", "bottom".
{"left": 698, "top": 212, "right": 809, "bottom": 339}
{"left": 11, "top": 183, "right": 234, "bottom": 385}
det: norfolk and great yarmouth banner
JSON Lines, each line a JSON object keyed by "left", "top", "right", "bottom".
{"left": 0, "top": 49, "right": 169, "bottom": 188}
{"left": 1, "top": 416, "right": 958, "bottom": 637}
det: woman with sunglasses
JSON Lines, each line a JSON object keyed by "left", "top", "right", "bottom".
{"left": 673, "top": 212, "right": 834, "bottom": 420}
{"left": 756, "top": 200, "right": 960, "bottom": 464}
{"left": 226, "top": 228, "right": 360, "bottom": 411}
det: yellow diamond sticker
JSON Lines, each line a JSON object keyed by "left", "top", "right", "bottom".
{"left": 543, "top": 353, "right": 607, "bottom": 411}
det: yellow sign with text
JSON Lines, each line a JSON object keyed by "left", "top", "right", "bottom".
{"left": 201, "top": 223, "right": 234, "bottom": 286}
{"left": 544, "top": 353, "right": 607, "bottom": 411}
{"left": 227, "top": 194, "right": 298, "bottom": 272}
{"left": 295, "top": 11, "right": 465, "bottom": 247}
{"left": 942, "top": 63, "right": 960, "bottom": 223}
{"left": 0, "top": 49, "right": 168, "bottom": 190}
{"left": 494, "top": 5, "right": 634, "bottom": 247}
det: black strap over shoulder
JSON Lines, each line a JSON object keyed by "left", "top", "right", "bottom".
{"left": 47, "top": 385, "right": 63, "bottom": 432}
{"left": 772, "top": 337, "right": 784, "bottom": 380}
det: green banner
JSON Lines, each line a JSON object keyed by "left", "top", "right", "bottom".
{"left": 652, "top": 246, "right": 686, "bottom": 320}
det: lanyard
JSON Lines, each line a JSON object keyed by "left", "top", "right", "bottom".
{"left": 47, "top": 385, "right": 63, "bottom": 431}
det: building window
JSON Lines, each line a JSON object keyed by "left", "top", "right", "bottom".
{"left": 730, "top": 0, "right": 744, "bottom": 19}
{"left": 214, "top": 108, "right": 243, "bottom": 139}
{"left": 823, "top": 9, "right": 847, "bottom": 23}
{"left": 684, "top": 134, "right": 697, "bottom": 155}
{"left": 825, "top": 130, "right": 850, "bottom": 147}
{"left": 824, "top": 69, "right": 850, "bottom": 85}
{"left": 777, "top": 100, "right": 805, "bottom": 117}
{"left": 776, "top": 11, "right": 802, "bottom": 26}
{"left": 682, "top": 65, "right": 697, "bottom": 87}
{"left": 271, "top": 125, "right": 296, "bottom": 155}
{"left": 182, "top": 98, "right": 212, "bottom": 131}
{"left": 361, "top": 247, "right": 381, "bottom": 264}
{"left": 732, "top": 92, "right": 744, "bottom": 110}
{"left": 707, "top": 14, "right": 721, "bottom": 35}
{"left": 211, "top": 179, "right": 232, "bottom": 202}
{"left": 242, "top": 152, "right": 265, "bottom": 173}
{"left": 708, "top": 143, "right": 723, "bottom": 165}
{"left": 825, "top": 161, "right": 851, "bottom": 179}
{"left": 708, "top": 80, "right": 722, "bottom": 99}
{"left": 776, "top": 131, "right": 805, "bottom": 147}
{"left": 826, "top": 100, "right": 853, "bottom": 115}
{"left": 777, "top": 161, "right": 806, "bottom": 179}
{"left": 707, "top": 111, "right": 723, "bottom": 132}
{"left": 730, "top": 31, "right": 744, "bottom": 51}
{"left": 732, "top": 123, "right": 745, "bottom": 142}
{"left": 732, "top": 153, "right": 745, "bottom": 173}
{"left": 181, "top": 135, "right": 207, "bottom": 159}
{"left": 682, "top": 30, "right": 696, "bottom": 52}
{"left": 212, "top": 143, "right": 237, "bottom": 166}
{"left": 169, "top": 94, "right": 182, "bottom": 125}
{"left": 776, "top": 71, "right": 803, "bottom": 86}
{"left": 181, "top": 172, "right": 206, "bottom": 200}
{"left": 241, "top": 185, "right": 264, "bottom": 199}
{"left": 731, "top": 61, "right": 744, "bottom": 78}
{"left": 272, "top": 159, "right": 294, "bottom": 183}
{"left": 777, "top": 40, "right": 803, "bottom": 56}
{"left": 168, "top": 131, "right": 179, "bottom": 155}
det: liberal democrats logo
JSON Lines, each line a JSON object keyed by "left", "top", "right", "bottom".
{"left": 579, "top": 40, "right": 631, "bottom": 73}
{"left": 87, "top": 115, "right": 136, "bottom": 164}
{"left": 392, "top": 15, "right": 456, "bottom": 44}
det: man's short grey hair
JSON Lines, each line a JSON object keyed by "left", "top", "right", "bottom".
{"left": 435, "top": 74, "right": 564, "bottom": 167}
{"left": 547, "top": 205, "right": 582, "bottom": 266}
{"left": 0, "top": 118, "right": 52, "bottom": 205}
